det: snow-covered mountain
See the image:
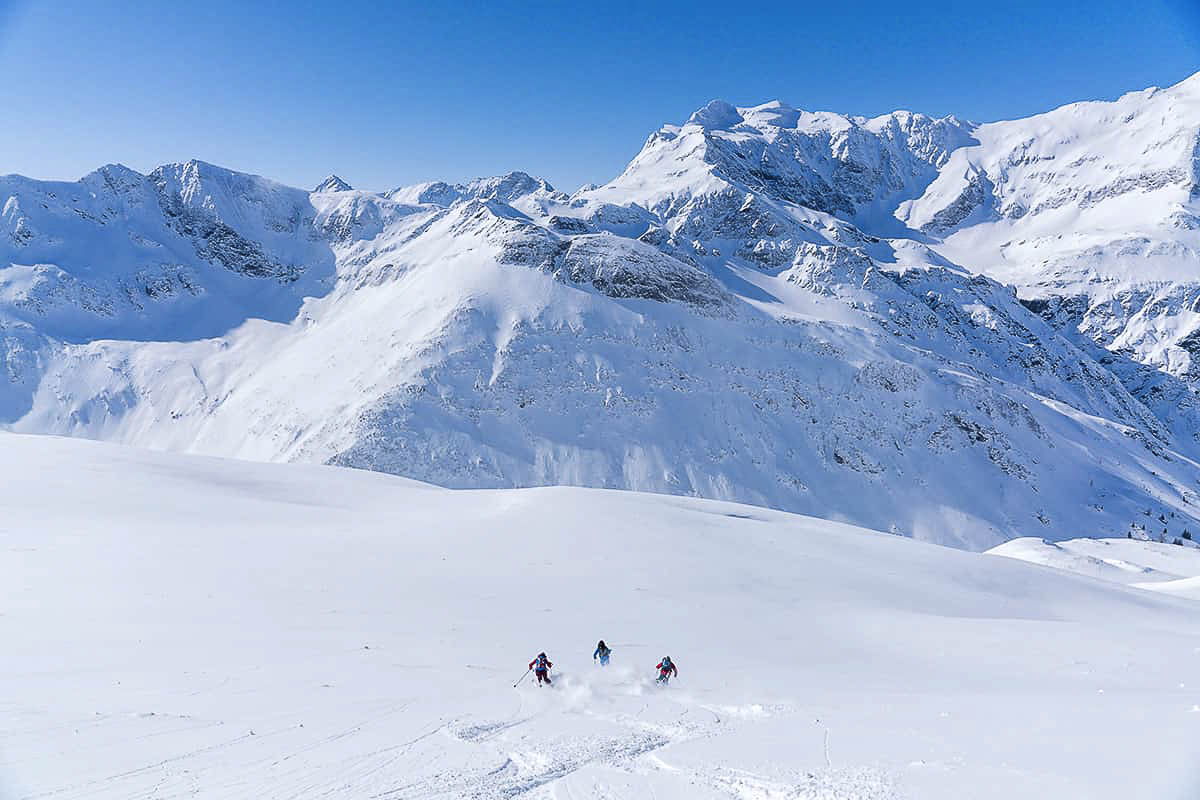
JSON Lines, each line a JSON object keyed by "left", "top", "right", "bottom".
{"left": 5, "top": 74, "right": 1200, "bottom": 549}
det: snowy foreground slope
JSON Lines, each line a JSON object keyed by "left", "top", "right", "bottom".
{"left": 3, "top": 433, "right": 1200, "bottom": 799}
{"left": 6, "top": 75, "right": 1200, "bottom": 548}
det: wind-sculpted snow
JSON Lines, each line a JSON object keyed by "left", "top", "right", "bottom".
{"left": 6, "top": 75, "right": 1200, "bottom": 548}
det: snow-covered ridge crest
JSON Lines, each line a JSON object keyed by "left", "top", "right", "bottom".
{"left": 6, "top": 73, "right": 1200, "bottom": 550}
{"left": 593, "top": 96, "right": 977, "bottom": 224}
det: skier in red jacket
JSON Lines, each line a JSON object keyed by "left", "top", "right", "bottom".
{"left": 655, "top": 655, "right": 677, "bottom": 685}
{"left": 529, "top": 652, "right": 553, "bottom": 686}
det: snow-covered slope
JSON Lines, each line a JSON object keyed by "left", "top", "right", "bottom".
{"left": 989, "top": 536, "right": 1200, "bottom": 601}
{"left": 989, "top": 535, "right": 1200, "bottom": 580}
{"left": 3, "top": 433, "right": 1199, "bottom": 800}
{"left": 6, "top": 76, "right": 1200, "bottom": 549}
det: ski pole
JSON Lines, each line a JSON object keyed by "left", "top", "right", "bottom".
{"left": 513, "top": 668, "right": 531, "bottom": 688}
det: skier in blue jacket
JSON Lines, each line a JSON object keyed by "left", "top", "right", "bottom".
{"left": 593, "top": 640, "right": 612, "bottom": 666}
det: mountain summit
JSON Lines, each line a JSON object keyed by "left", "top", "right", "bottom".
{"left": 3, "top": 73, "right": 1200, "bottom": 548}
{"left": 314, "top": 174, "right": 353, "bottom": 193}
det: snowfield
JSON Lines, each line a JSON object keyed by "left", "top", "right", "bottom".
{"left": 3, "top": 432, "right": 1199, "bottom": 799}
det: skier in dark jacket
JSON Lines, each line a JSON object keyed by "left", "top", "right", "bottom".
{"left": 655, "top": 655, "right": 677, "bottom": 685}
{"left": 593, "top": 640, "right": 612, "bottom": 666}
{"left": 529, "top": 652, "right": 553, "bottom": 686}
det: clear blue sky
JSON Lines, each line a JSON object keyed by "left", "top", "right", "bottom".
{"left": 1, "top": 0, "right": 1197, "bottom": 192}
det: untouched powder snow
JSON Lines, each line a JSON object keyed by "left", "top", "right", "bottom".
{"left": 1133, "top": 575, "right": 1200, "bottom": 599}
{"left": 2, "top": 432, "right": 1200, "bottom": 799}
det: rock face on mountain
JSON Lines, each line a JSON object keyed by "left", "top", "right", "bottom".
{"left": 4, "top": 75, "right": 1200, "bottom": 549}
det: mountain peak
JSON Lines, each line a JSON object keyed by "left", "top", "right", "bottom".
{"left": 314, "top": 175, "right": 353, "bottom": 193}
{"left": 82, "top": 163, "right": 145, "bottom": 183}
{"left": 686, "top": 99, "right": 744, "bottom": 130}
{"left": 462, "top": 171, "right": 556, "bottom": 203}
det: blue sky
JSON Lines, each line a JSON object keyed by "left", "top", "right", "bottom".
{"left": 1, "top": 0, "right": 1197, "bottom": 192}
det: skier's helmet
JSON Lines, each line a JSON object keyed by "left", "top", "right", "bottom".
{"left": 662, "top": 656, "right": 671, "bottom": 665}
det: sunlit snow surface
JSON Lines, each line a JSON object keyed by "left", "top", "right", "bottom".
{"left": 3, "top": 433, "right": 1199, "bottom": 799}
{"left": 989, "top": 535, "right": 1200, "bottom": 598}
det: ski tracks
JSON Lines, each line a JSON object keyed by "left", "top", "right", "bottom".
{"left": 430, "top": 692, "right": 898, "bottom": 800}
{"left": 9, "top": 699, "right": 425, "bottom": 800}
{"left": 376, "top": 726, "right": 672, "bottom": 799}
{"left": 370, "top": 679, "right": 890, "bottom": 800}
{"left": 698, "top": 765, "right": 899, "bottom": 800}
{"left": 11, "top": 682, "right": 897, "bottom": 800}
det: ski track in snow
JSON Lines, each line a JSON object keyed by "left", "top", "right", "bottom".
{"left": 376, "top": 677, "right": 855, "bottom": 800}
{"left": 381, "top": 673, "right": 801, "bottom": 800}
{"left": 7, "top": 681, "right": 853, "bottom": 800}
